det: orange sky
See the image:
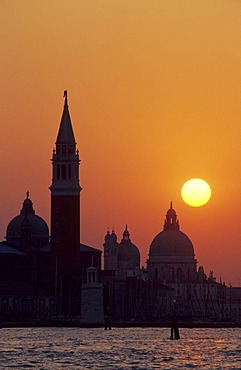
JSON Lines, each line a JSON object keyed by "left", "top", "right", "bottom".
{"left": 1, "top": 0, "right": 240, "bottom": 285}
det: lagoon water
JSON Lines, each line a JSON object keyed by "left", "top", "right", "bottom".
{"left": 0, "top": 327, "right": 240, "bottom": 369}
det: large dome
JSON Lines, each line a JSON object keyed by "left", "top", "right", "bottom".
{"left": 149, "top": 229, "right": 194, "bottom": 256}
{"left": 118, "top": 226, "right": 140, "bottom": 269}
{"left": 147, "top": 204, "right": 197, "bottom": 283}
{"left": 149, "top": 202, "right": 194, "bottom": 257}
{"left": 6, "top": 193, "right": 49, "bottom": 248}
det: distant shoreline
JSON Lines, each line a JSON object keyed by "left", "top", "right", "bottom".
{"left": 1, "top": 321, "right": 241, "bottom": 329}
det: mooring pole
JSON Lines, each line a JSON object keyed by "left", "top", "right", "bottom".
{"left": 104, "top": 306, "right": 112, "bottom": 330}
{"left": 170, "top": 299, "right": 180, "bottom": 340}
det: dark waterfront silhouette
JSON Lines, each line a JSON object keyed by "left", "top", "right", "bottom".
{"left": 0, "top": 92, "right": 240, "bottom": 327}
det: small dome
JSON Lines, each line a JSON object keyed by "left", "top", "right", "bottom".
{"left": 118, "top": 226, "right": 140, "bottom": 269}
{"left": 6, "top": 193, "right": 49, "bottom": 248}
{"left": 167, "top": 208, "right": 176, "bottom": 216}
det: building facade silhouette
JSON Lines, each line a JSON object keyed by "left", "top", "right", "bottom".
{"left": 101, "top": 203, "right": 241, "bottom": 323}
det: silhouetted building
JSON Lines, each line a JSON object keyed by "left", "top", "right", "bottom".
{"left": 103, "top": 225, "right": 140, "bottom": 279}
{"left": 102, "top": 225, "right": 173, "bottom": 321}
{"left": 101, "top": 203, "right": 240, "bottom": 323}
{"left": 0, "top": 92, "right": 240, "bottom": 325}
{"left": 6, "top": 192, "right": 49, "bottom": 250}
{"left": 147, "top": 203, "right": 231, "bottom": 321}
{"left": 147, "top": 202, "right": 197, "bottom": 283}
{"left": 50, "top": 91, "right": 81, "bottom": 277}
{"left": 0, "top": 92, "right": 101, "bottom": 321}
{"left": 103, "top": 229, "right": 118, "bottom": 271}
{"left": 0, "top": 193, "right": 50, "bottom": 285}
{"left": 49, "top": 92, "right": 101, "bottom": 314}
{"left": 118, "top": 226, "right": 140, "bottom": 278}
{"left": 0, "top": 193, "right": 53, "bottom": 321}
{"left": 81, "top": 266, "right": 104, "bottom": 325}
{"left": 0, "top": 281, "right": 55, "bottom": 322}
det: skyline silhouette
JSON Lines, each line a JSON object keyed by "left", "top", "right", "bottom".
{"left": 0, "top": 1, "right": 240, "bottom": 285}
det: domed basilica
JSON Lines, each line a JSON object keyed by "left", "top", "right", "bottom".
{"left": 6, "top": 192, "right": 49, "bottom": 250}
{"left": 103, "top": 202, "right": 198, "bottom": 285}
{"left": 103, "top": 225, "right": 140, "bottom": 278}
{"left": 147, "top": 202, "right": 197, "bottom": 284}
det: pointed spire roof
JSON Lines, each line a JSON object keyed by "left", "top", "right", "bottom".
{"left": 56, "top": 91, "right": 76, "bottom": 145}
{"left": 122, "top": 225, "right": 131, "bottom": 241}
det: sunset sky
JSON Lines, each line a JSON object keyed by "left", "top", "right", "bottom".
{"left": 1, "top": 0, "right": 240, "bottom": 285}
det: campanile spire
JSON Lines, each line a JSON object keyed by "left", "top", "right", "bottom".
{"left": 50, "top": 92, "right": 81, "bottom": 196}
{"left": 56, "top": 90, "right": 76, "bottom": 146}
{"left": 50, "top": 92, "right": 82, "bottom": 278}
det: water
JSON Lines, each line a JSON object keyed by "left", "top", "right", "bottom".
{"left": 0, "top": 327, "right": 240, "bottom": 369}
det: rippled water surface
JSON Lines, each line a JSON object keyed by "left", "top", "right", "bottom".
{"left": 0, "top": 327, "right": 240, "bottom": 369}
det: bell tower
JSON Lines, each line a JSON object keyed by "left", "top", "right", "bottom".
{"left": 50, "top": 91, "right": 82, "bottom": 277}
{"left": 103, "top": 229, "right": 118, "bottom": 271}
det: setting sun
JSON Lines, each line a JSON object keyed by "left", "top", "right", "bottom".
{"left": 181, "top": 178, "right": 211, "bottom": 207}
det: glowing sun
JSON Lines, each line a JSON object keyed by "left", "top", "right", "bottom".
{"left": 181, "top": 178, "right": 211, "bottom": 207}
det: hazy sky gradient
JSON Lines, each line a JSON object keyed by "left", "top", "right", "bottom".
{"left": 1, "top": 0, "right": 240, "bottom": 284}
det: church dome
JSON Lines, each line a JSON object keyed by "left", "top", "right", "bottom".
{"left": 118, "top": 226, "right": 140, "bottom": 269}
{"left": 167, "top": 207, "right": 176, "bottom": 217}
{"left": 149, "top": 202, "right": 194, "bottom": 256}
{"left": 149, "top": 229, "right": 194, "bottom": 255}
{"left": 6, "top": 192, "right": 49, "bottom": 248}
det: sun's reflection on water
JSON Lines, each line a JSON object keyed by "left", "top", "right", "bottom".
{"left": 0, "top": 327, "right": 240, "bottom": 369}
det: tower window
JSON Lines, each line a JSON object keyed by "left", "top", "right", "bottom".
{"left": 61, "top": 165, "right": 67, "bottom": 179}
{"left": 57, "top": 165, "right": 60, "bottom": 180}
{"left": 68, "top": 145, "right": 74, "bottom": 154}
{"left": 62, "top": 145, "right": 66, "bottom": 155}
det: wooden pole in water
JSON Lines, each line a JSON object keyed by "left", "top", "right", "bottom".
{"left": 170, "top": 299, "right": 180, "bottom": 340}
{"left": 104, "top": 307, "right": 112, "bottom": 330}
